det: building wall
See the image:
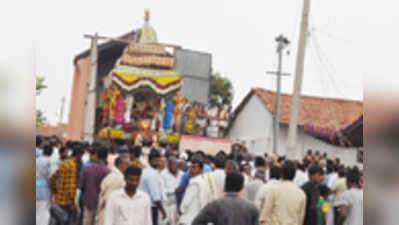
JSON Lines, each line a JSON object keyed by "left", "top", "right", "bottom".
{"left": 228, "top": 95, "right": 362, "bottom": 167}
{"left": 228, "top": 95, "right": 273, "bottom": 155}
{"left": 67, "top": 57, "right": 90, "bottom": 141}
{"left": 174, "top": 49, "right": 211, "bottom": 104}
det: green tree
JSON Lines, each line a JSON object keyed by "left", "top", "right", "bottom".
{"left": 36, "top": 110, "right": 47, "bottom": 126}
{"left": 36, "top": 76, "right": 47, "bottom": 96}
{"left": 36, "top": 76, "right": 47, "bottom": 126}
{"left": 208, "top": 72, "right": 234, "bottom": 108}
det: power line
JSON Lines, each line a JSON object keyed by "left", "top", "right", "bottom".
{"left": 309, "top": 33, "right": 350, "bottom": 147}
{"left": 310, "top": 33, "right": 348, "bottom": 97}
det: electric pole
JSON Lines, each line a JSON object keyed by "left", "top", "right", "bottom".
{"left": 83, "top": 33, "right": 99, "bottom": 144}
{"left": 267, "top": 35, "right": 290, "bottom": 155}
{"left": 286, "top": 0, "right": 311, "bottom": 160}
{"left": 57, "top": 96, "right": 66, "bottom": 138}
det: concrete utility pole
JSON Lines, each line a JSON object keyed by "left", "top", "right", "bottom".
{"left": 267, "top": 35, "right": 290, "bottom": 155}
{"left": 57, "top": 96, "right": 66, "bottom": 138}
{"left": 83, "top": 33, "right": 99, "bottom": 143}
{"left": 286, "top": 0, "right": 311, "bottom": 160}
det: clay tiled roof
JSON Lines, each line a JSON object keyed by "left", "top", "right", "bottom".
{"left": 36, "top": 124, "right": 68, "bottom": 138}
{"left": 252, "top": 88, "right": 363, "bottom": 129}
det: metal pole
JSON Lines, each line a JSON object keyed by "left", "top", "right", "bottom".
{"left": 83, "top": 33, "right": 99, "bottom": 143}
{"left": 273, "top": 41, "right": 284, "bottom": 154}
{"left": 286, "top": 0, "right": 311, "bottom": 160}
{"left": 57, "top": 96, "right": 66, "bottom": 138}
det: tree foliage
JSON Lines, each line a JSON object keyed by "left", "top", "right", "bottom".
{"left": 208, "top": 72, "right": 234, "bottom": 108}
{"left": 36, "top": 76, "right": 47, "bottom": 96}
{"left": 36, "top": 76, "right": 47, "bottom": 126}
{"left": 36, "top": 110, "right": 47, "bottom": 126}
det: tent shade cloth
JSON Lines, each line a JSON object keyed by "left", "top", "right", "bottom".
{"left": 112, "top": 65, "right": 182, "bottom": 95}
{"left": 304, "top": 115, "right": 363, "bottom": 147}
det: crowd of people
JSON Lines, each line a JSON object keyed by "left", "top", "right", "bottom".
{"left": 36, "top": 135, "right": 363, "bottom": 225}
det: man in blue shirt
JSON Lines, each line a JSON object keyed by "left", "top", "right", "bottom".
{"left": 175, "top": 153, "right": 212, "bottom": 210}
{"left": 138, "top": 149, "right": 166, "bottom": 225}
{"left": 36, "top": 136, "right": 43, "bottom": 158}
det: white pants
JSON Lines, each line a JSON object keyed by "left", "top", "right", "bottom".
{"left": 83, "top": 207, "right": 96, "bottom": 225}
{"left": 160, "top": 200, "right": 179, "bottom": 225}
{"left": 326, "top": 196, "right": 335, "bottom": 225}
{"left": 36, "top": 200, "right": 50, "bottom": 225}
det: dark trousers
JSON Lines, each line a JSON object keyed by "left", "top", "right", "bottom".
{"left": 334, "top": 207, "right": 340, "bottom": 225}
{"left": 152, "top": 206, "right": 159, "bottom": 225}
{"left": 60, "top": 205, "right": 76, "bottom": 225}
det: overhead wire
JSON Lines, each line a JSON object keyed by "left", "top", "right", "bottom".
{"left": 309, "top": 29, "right": 354, "bottom": 147}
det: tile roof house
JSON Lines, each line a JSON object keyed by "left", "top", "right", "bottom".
{"left": 36, "top": 124, "right": 68, "bottom": 138}
{"left": 227, "top": 88, "right": 363, "bottom": 166}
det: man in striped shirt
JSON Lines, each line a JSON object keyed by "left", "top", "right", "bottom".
{"left": 49, "top": 147, "right": 84, "bottom": 225}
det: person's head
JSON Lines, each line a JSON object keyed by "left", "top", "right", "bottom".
{"left": 282, "top": 160, "right": 296, "bottom": 181}
{"left": 307, "top": 149, "right": 313, "bottom": 156}
{"left": 319, "top": 184, "right": 329, "bottom": 199}
{"left": 346, "top": 168, "right": 360, "bottom": 188}
{"left": 315, "top": 150, "right": 320, "bottom": 156}
{"left": 216, "top": 150, "right": 227, "bottom": 158}
{"left": 167, "top": 156, "right": 179, "bottom": 174}
{"left": 129, "top": 146, "right": 142, "bottom": 160}
{"left": 149, "top": 149, "right": 161, "bottom": 169}
{"left": 170, "top": 150, "right": 179, "bottom": 159}
{"left": 225, "top": 172, "right": 244, "bottom": 193}
{"left": 178, "top": 160, "right": 188, "bottom": 172}
{"left": 124, "top": 166, "right": 142, "bottom": 193}
{"left": 115, "top": 154, "right": 131, "bottom": 173}
{"left": 225, "top": 160, "right": 239, "bottom": 175}
{"left": 322, "top": 152, "right": 328, "bottom": 158}
{"left": 72, "top": 146, "right": 84, "bottom": 161}
{"left": 242, "top": 163, "right": 251, "bottom": 176}
{"left": 297, "top": 162, "right": 306, "bottom": 172}
{"left": 109, "top": 146, "right": 117, "bottom": 154}
{"left": 189, "top": 159, "right": 203, "bottom": 177}
{"left": 192, "top": 152, "right": 204, "bottom": 162}
{"left": 97, "top": 146, "right": 108, "bottom": 162}
{"left": 159, "top": 155, "right": 167, "bottom": 171}
{"left": 204, "top": 155, "right": 212, "bottom": 165}
{"left": 255, "top": 156, "right": 265, "bottom": 168}
{"left": 36, "top": 136, "right": 43, "bottom": 148}
{"left": 338, "top": 167, "right": 346, "bottom": 178}
{"left": 326, "top": 164, "right": 334, "bottom": 174}
{"left": 334, "top": 157, "right": 341, "bottom": 165}
{"left": 270, "top": 166, "right": 282, "bottom": 180}
{"left": 308, "top": 165, "right": 324, "bottom": 184}
{"left": 89, "top": 148, "right": 98, "bottom": 162}
{"left": 214, "top": 154, "right": 226, "bottom": 169}
{"left": 59, "top": 146, "right": 68, "bottom": 160}
{"left": 254, "top": 168, "right": 266, "bottom": 182}
{"left": 43, "top": 144, "right": 54, "bottom": 157}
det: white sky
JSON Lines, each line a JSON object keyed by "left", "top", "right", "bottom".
{"left": 2, "top": 0, "right": 398, "bottom": 125}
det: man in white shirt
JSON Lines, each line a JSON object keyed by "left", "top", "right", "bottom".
{"left": 104, "top": 165, "right": 152, "bottom": 225}
{"left": 255, "top": 166, "right": 281, "bottom": 211}
{"left": 179, "top": 159, "right": 205, "bottom": 225}
{"left": 160, "top": 157, "right": 183, "bottom": 225}
{"left": 337, "top": 169, "right": 363, "bottom": 225}
{"left": 294, "top": 162, "right": 309, "bottom": 187}
{"left": 139, "top": 150, "right": 167, "bottom": 225}
{"left": 243, "top": 168, "right": 265, "bottom": 202}
{"left": 261, "top": 161, "right": 306, "bottom": 225}
{"left": 332, "top": 168, "right": 348, "bottom": 224}
{"left": 106, "top": 146, "right": 119, "bottom": 170}
{"left": 209, "top": 156, "right": 227, "bottom": 199}
{"left": 96, "top": 155, "right": 130, "bottom": 225}
{"left": 328, "top": 167, "right": 339, "bottom": 189}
